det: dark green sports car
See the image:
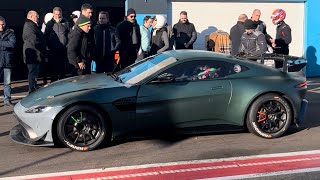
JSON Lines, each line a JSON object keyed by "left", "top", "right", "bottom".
{"left": 10, "top": 50, "right": 308, "bottom": 151}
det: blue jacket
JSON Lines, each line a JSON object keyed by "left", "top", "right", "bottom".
{"left": 0, "top": 28, "right": 16, "bottom": 68}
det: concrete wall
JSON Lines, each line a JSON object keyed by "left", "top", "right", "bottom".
{"left": 128, "top": 0, "right": 320, "bottom": 77}
{"left": 167, "top": 2, "right": 305, "bottom": 57}
{"left": 127, "top": 0, "right": 167, "bottom": 26}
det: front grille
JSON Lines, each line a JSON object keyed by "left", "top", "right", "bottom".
{"left": 13, "top": 113, "right": 32, "bottom": 138}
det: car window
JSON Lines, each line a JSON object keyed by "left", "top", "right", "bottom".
{"left": 115, "top": 54, "right": 177, "bottom": 84}
{"left": 161, "top": 60, "right": 248, "bottom": 82}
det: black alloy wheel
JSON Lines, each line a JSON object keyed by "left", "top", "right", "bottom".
{"left": 247, "top": 94, "right": 292, "bottom": 138}
{"left": 57, "top": 105, "right": 108, "bottom": 151}
{"left": 256, "top": 100, "right": 287, "bottom": 133}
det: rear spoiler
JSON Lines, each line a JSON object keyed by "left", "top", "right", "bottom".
{"left": 236, "top": 53, "right": 307, "bottom": 72}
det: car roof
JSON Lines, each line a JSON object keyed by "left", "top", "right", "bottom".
{"left": 162, "top": 50, "right": 230, "bottom": 60}
{"left": 161, "top": 50, "right": 284, "bottom": 73}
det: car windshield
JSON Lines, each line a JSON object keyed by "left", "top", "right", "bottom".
{"left": 115, "top": 54, "right": 177, "bottom": 85}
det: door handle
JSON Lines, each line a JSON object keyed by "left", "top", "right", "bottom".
{"left": 211, "top": 86, "right": 223, "bottom": 90}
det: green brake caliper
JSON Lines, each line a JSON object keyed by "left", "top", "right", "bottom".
{"left": 71, "top": 112, "right": 83, "bottom": 124}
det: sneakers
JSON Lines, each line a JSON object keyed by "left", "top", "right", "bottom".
{"left": 4, "top": 101, "right": 14, "bottom": 107}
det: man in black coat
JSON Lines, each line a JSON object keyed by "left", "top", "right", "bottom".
{"left": 94, "top": 11, "right": 121, "bottom": 73}
{"left": 44, "top": 7, "right": 70, "bottom": 82}
{"left": 239, "top": 19, "right": 267, "bottom": 56}
{"left": 251, "top": 9, "right": 273, "bottom": 45}
{"left": 173, "top": 11, "right": 197, "bottom": 49}
{"left": 270, "top": 9, "right": 292, "bottom": 68}
{"left": 67, "top": 16, "right": 94, "bottom": 75}
{"left": 23, "top": 10, "right": 46, "bottom": 93}
{"left": 230, "top": 14, "right": 247, "bottom": 55}
{"left": 116, "top": 8, "right": 141, "bottom": 69}
{"left": 0, "top": 16, "right": 16, "bottom": 107}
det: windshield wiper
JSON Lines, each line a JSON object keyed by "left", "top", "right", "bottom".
{"left": 110, "top": 73, "right": 123, "bottom": 83}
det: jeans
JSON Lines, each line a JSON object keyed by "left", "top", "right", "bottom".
{"left": 27, "top": 64, "right": 40, "bottom": 93}
{"left": 0, "top": 68, "right": 11, "bottom": 103}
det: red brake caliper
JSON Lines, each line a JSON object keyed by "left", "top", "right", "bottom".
{"left": 257, "top": 112, "right": 267, "bottom": 122}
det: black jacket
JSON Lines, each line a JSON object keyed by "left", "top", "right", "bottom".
{"left": 274, "top": 21, "right": 291, "bottom": 55}
{"left": 230, "top": 21, "right": 245, "bottom": 55}
{"left": 253, "top": 20, "right": 272, "bottom": 43}
{"left": 0, "top": 28, "right": 16, "bottom": 68}
{"left": 94, "top": 24, "right": 121, "bottom": 59}
{"left": 67, "top": 25, "right": 94, "bottom": 68}
{"left": 116, "top": 19, "right": 141, "bottom": 53}
{"left": 173, "top": 20, "right": 197, "bottom": 49}
{"left": 150, "top": 27, "right": 169, "bottom": 56}
{"left": 44, "top": 18, "right": 70, "bottom": 50}
{"left": 22, "top": 19, "right": 46, "bottom": 64}
{"left": 239, "top": 31, "right": 267, "bottom": 56}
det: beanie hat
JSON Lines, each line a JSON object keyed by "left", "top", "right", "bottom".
{"left": 244, "top": 19, "right": 255, "bottom": 29}
{"left": 71, "top": 10, "right": 81, "bottom": 19}
{"left": 76, "top": 16, "right": 91, "bottom": 27}
{"left": 127, "top": 8, "right": 136, "bottom": 16}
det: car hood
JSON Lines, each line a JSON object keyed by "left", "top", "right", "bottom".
{"left": 20, "top": 74, "right": 123, "bottom": 107}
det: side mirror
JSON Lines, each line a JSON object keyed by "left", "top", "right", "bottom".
{"left": 152, "top": 73, "right": 175, "bottom": 83}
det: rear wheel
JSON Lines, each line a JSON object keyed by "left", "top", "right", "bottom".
{"left": 57, "top": 105, "right": 108, "bottom": 151}
{"left": 247, "top": 94, "right": 292, "bottom": 138}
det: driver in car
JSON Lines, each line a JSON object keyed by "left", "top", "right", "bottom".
{"left": 193, "top": 65, "right": 220, "bottom": 80}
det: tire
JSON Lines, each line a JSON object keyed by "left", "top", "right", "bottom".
{"left": 246, "top": 93, "right": 292, "bottom": 139}
{"left": 57, "top": 105, "right": 108, "bottom": 151}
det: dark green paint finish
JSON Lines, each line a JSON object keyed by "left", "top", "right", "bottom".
{"left": 20, "top": 50, "right": 307, "bottom": 138}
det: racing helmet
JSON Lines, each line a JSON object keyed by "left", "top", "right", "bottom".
{"left": 44, "top": 13, "right": 53, "bottom": 24}
{"left": 71, "top": 10, "right": 81, "bottom": 19}
{"left": 271, "top": 9, "right": 286, "bottom": 25}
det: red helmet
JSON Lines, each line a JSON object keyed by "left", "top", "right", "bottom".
{"left": 271, "top": 9, "right": 286, "bottom": 25}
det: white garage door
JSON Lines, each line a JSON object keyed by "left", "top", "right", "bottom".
{"left": 167, "top": 1, "right": 305, "bottom": 56}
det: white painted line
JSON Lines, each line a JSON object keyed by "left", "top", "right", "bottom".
{"left": 0, "top": 95, "right": 26, "bottom": 99}
{"left": 308, "top": 83, "right": 320, "bottom": 86}
{"left": 199, "top": 167, "right": 320, "bottom": 180}
{"left": 3, "top": 150, "right": 320, "bottom": 180}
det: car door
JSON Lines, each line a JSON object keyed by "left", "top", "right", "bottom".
{"left": 135, "top": 59, "right": 232, "bottom": 130}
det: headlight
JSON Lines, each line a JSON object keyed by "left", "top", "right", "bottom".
{"left": 25, "top": 105, "right": 52, "bottom": 113}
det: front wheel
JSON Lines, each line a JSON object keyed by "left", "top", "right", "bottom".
{"left": 57, "top": 105, "right": 108, "bottom": 151}
{"left": 247, "top": 94, "right": 292, "bottom": 138}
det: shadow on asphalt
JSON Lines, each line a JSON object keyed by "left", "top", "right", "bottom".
{"left": 99, "top": 129, "right": 247, "bottom": 150}
{"left": 0, "top": 85, "right": 28, "bottom": 95}
{"left": 0, "top": 79, "right": 28, "bottom": 86}
{"left": 0, "top": 111, "right": 13, "bottom": 116}
{"left": 0, "top": 131, "right": 9, "bottom": 137}
{"left": 0, "top": 150, "right": 73, "bottom": 177}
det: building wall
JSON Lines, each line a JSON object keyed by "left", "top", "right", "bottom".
{"left": 127, "top": 0, "right": 167, "bottom": 28}
{"left": 167, "top": 2, "right": 305, "bottom": 57}
{"left": 128, "top": 0, "right": 320, "bottom": 77}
